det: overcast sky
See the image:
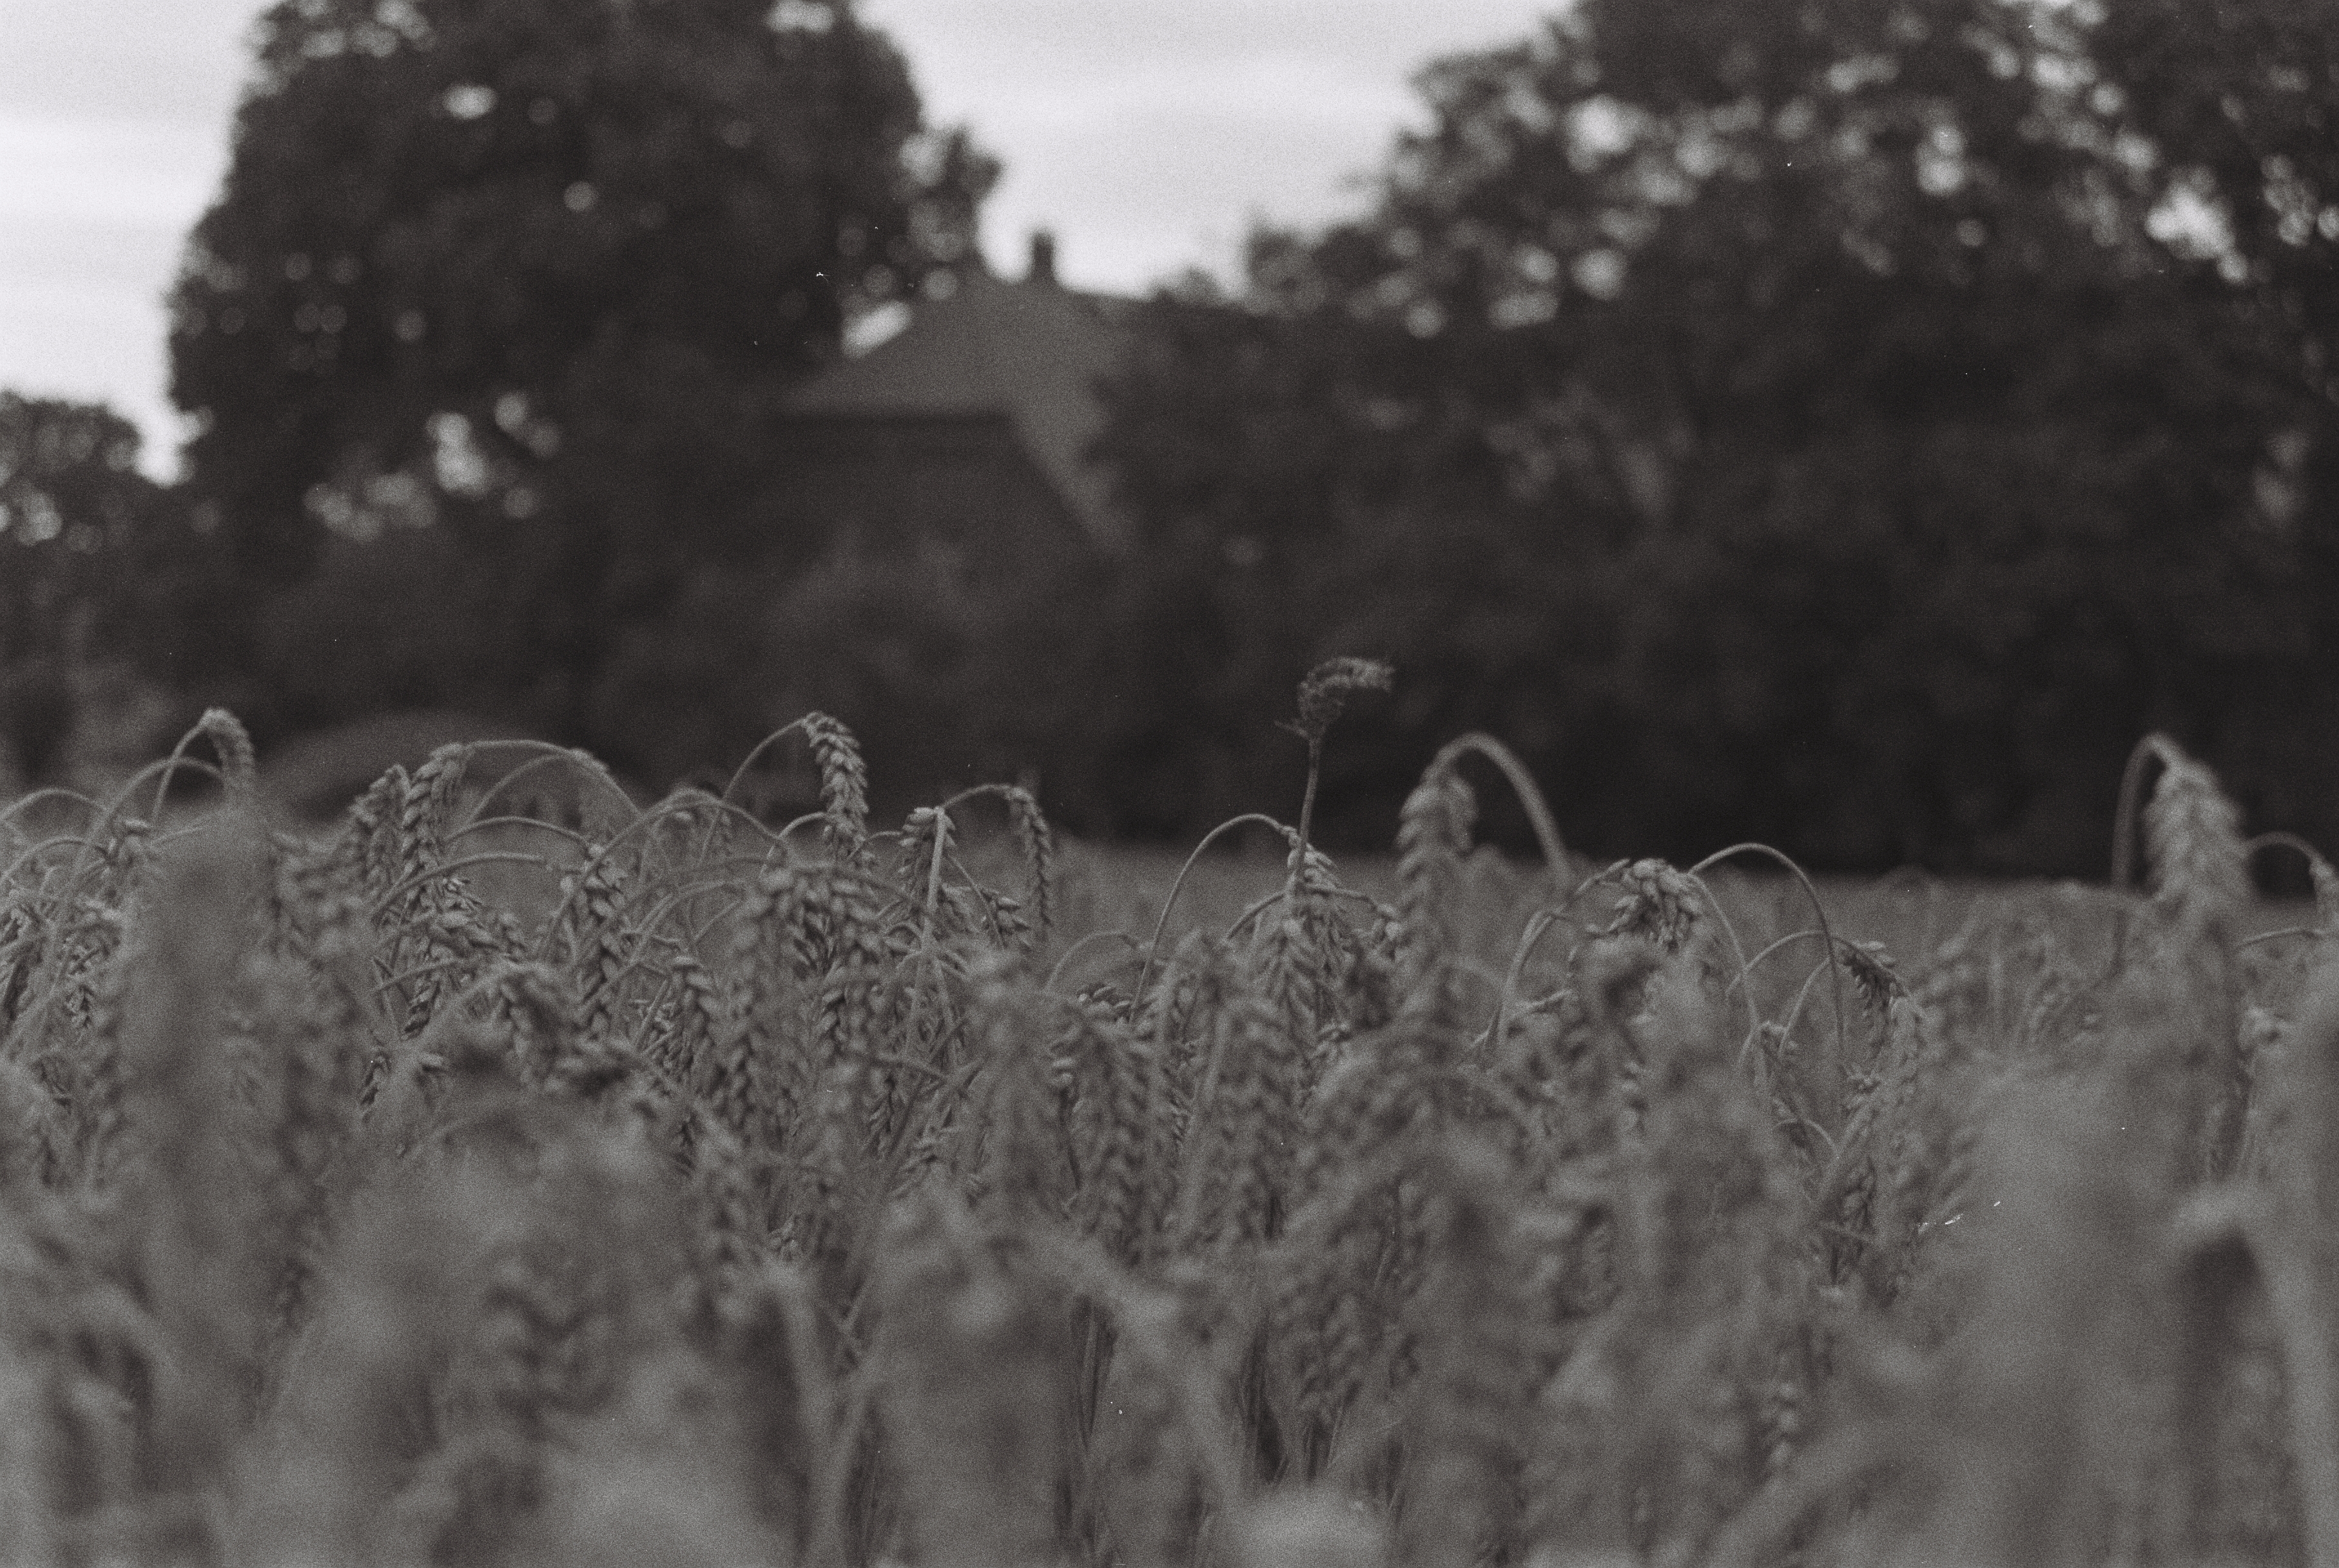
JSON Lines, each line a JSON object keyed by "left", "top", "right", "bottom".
{"left": 0, "top": 0, "right": 1558, "bottom": 476}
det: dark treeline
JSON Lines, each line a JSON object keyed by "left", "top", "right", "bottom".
{"left": 1080, "top": 0, "right": 2339, "bottom": 874}
{"left": 8, "top": 0, "right": 2339, "bottom": 874}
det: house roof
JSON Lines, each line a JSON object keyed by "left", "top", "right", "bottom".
{"left": 784, "top": 256, "right": 1134, "bottom": 548}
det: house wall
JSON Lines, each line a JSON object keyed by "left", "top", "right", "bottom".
{"left": 779, "top": 412, "right": 1096, "bottom": 584}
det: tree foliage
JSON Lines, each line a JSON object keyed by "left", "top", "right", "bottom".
{"left": 0, "top": 396, "right": 231, "bottom": 784}
{"left": 1096, "top": 0, "right": 2339, "bottom": 871}
{"left": 168, "top": 0, "right": 996, "bottom": 761}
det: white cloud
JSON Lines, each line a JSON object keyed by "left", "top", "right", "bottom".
{"left": 0, "top": 0, "right": 255, "bottom": 126}
{"left": 0, "top": 115, "right": 226, "bottom": 226}
{"left": 866, "top": 0, "right": 1566, "bottom": 287}
{"left": 0, "top": 273, "right": 187, "bottom": 474}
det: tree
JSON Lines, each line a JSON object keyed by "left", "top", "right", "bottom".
{"left": 0, "top": 396, "right": 229, "bottom": 784}
{"left": 1098, "top": 0, "right": 2332, "bottom": 869}
{"left": 2093, "top": 0, "right": 2339, "bottom": 341}
{"left": 169, "top": 0, "right": 995, "bottom": 760}
{"left": 2079, "top": 0, "right": 2339, "bottom": 855}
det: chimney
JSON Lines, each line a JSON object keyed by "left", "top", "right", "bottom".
{"left": 1026, "top": 229, "right": 1058, "bottom": 287}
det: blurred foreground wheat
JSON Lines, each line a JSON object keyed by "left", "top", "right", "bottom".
{"left": 1, "top": 688, "right": 2335, "bottom": 1567}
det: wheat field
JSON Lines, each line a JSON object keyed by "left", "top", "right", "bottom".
{"left": 0, "top": 672, "right": 2334, "bottom": 1568}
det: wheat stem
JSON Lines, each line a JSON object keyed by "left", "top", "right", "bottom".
{"left": 1426, "top": 733, "right": 1572, "bottom": 898}
{"left": 2111, "top": 732, "right": 2182, "bottom": 892}
{"left": 447, "top": 741, "right": 635, "bottom": 829}
{"left": 1689, "top": 844, "right": 1847, "bottom": 1073}
{"left": 1045, "top": 929, "right": 1142, "bottom": 994}
{"left": 1134, "top": 813, "right": 1294, "bottom": 1002}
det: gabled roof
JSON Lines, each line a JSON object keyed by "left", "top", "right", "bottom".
{"left": 785, "top": 259, "right": 1134, "bottom": 548}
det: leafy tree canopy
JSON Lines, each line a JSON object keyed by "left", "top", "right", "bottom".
{"left": 1096, "top": 0, "right": 2338, "bottom": 870}
{"left": 170, "top": 0, "right": 995, "bottom": 759}
{"left": 0, "top": 396, "right": 229, "bottom": 783}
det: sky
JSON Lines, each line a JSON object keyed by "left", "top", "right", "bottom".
{"left": 0, "top": 0, "right": 1562, "bottom": 478}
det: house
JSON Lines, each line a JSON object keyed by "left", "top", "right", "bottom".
{"left": 779, "top": 233, "right": 1136, "bottom": 572}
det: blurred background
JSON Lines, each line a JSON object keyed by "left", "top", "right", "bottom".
{"left": 5, "top": 0, "right": 2338, "bottom": 876}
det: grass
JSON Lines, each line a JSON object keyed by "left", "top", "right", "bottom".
{"left": 0, "top": 686, "right": 2334, "bottom": 1567}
